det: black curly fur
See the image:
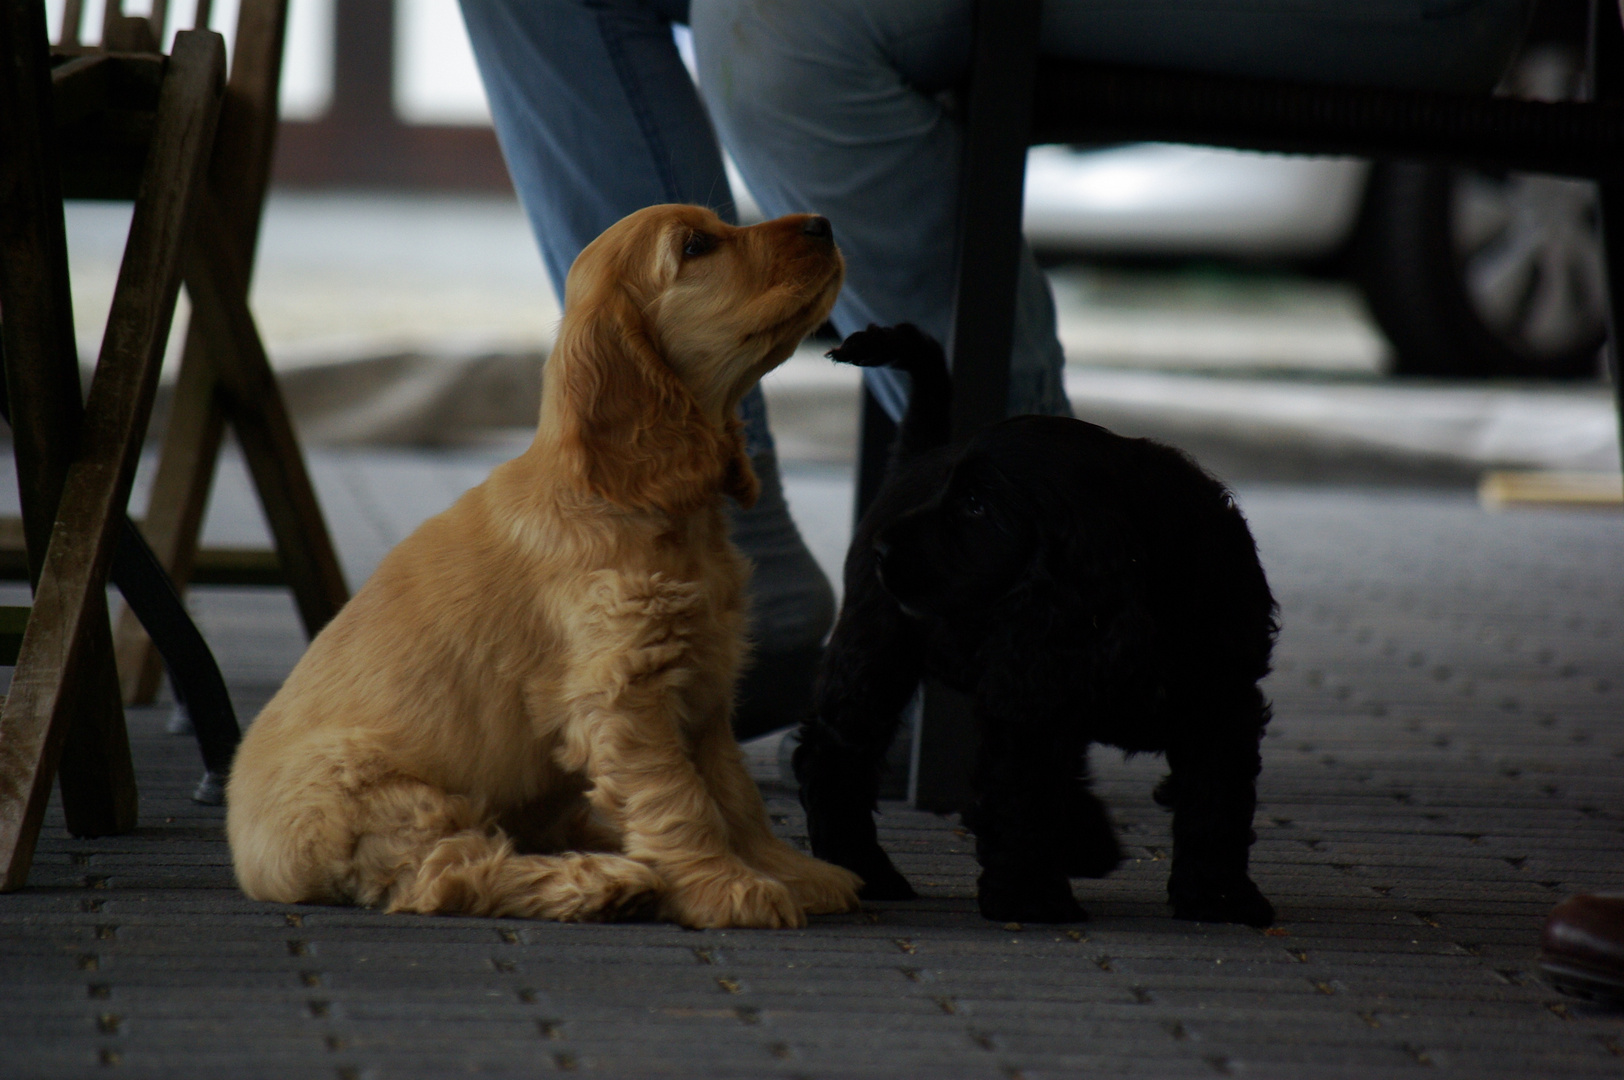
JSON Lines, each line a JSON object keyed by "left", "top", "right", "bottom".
{"left": 796, "top": 324, "right": 1279, "bottom": 927}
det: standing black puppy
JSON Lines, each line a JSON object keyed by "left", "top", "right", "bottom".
{"left": 795, "top": 324, "right": 1277, "bottom": 926}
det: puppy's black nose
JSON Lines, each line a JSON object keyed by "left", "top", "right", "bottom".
{"left": 802, "top": 215, "right": 832, "bottom": 239}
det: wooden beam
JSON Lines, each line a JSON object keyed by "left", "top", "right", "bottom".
{"left": 117, "top": 0, "right": 328, "bottom": 702}
{"left": 0, "top": 27, "right": 224, "bottom": 890}
{"left": 183, "top": 184, "right": 350, "bottom": 635}
{"left": 0, "top": 0, "right": 139, "bottom": 840}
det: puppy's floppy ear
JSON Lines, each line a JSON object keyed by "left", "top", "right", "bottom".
{"left": 552, "top": 285, "right": 755, "bottom": 513}
{"left": 720, "top": 412, "right": 760, "bottom": 509}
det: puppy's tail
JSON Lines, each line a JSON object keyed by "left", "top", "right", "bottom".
{"left": 827, "top": 323, "right": 951, "bottom": 454}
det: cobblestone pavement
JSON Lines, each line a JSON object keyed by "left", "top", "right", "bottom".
{"left": 3, "top": 447, "right": 1623, "bottom": 1078}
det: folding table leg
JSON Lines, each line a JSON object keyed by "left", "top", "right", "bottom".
{"left": 909, "top": 0, "right": 1041, "bottom": 814}
{"left": 0, "top": 0, "right": 137, "bottom": 840}
{"left": 113, "top": 249, "right": 350, "bottom": 704}
{"left": 115, "top": 0, "right": 322, "bottom": 704}
{"left": 113, "top": 331, "right": 226, "bottom": 704}
{"left": 0, "top": 27, "right": 225, "bottom": 890}
{"left": 185, "top": 188, "right": 350, "bottom": 635}
{"left": 54, "top": 616, "right": 140, "bottom": 837}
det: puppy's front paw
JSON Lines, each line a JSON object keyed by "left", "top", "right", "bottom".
{"left": 575, "top": 856, "right": 665, "bottom": 922}
{"left": 977, "top": 871, "right": 1086, "bottom": 924}
{"left": 1168, "top": 871, "right": 1274, "bottom": 927}
{"left": 663, "top": 861, "right": 804, "bottom": 929}
{"left": 818, "top": 841, "right": 915, "bottom": 901}
{"left": 1062, "top": 820, "right": 1124, "bottom": 879}
{"left": 779, "top": 850, "right": 864, "bottom": 915}
{"left": 856, "top": 857, "right": 916, "bottom": 902}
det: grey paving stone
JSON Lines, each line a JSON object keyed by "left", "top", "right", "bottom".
{"left": 3, "top": 451, "right": 1623, "bottom": 1078}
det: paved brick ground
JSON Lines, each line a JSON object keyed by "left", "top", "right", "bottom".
{"left": 3, "top": 448, "right": 1622, "bottom": 1079}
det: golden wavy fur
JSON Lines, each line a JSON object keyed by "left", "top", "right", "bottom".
{"left": 227, "top": 205, "right": 860, "bottom": 928}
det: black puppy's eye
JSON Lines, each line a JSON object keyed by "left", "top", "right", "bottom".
{"left": 682, "top": 231, "right": 717, "bottom": 257}
{"left": 958, "top": 493, "right": 987, "bottom": 519}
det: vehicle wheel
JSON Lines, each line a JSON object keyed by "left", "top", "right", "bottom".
{"left": 1353, "top": 42, "right": 1608, "bottom": 380}
{"left": 1355, "top": 161, "right": 1606, "bottom": 379}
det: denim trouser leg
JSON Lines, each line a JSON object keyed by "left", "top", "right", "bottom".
{"left": 458, "top": 0, "right": 836, "bottom": 705}
{"left": 690, "top": 0, "right": 1532, "bottom": 421}
{"left": 691, "top": 0, "right": 1069, "bottom": 421}
{"left": 457, "top": 0, "right": 786, "bottom": 455}
{"left": 457, "top": 0, "right": 723, "bottom": 300}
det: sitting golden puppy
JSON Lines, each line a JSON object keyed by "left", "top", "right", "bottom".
{"left": 228, "top": 205, "right": 860, "bottom": 928}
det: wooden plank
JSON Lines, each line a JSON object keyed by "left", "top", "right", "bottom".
{"left": 209, "top": 0, "right": 289, "bottom": 232}
{"left": 56, "top": 0, "right": 83, "bottom": 45}
{"left": 195, "top": 0, "right": 349, "bottom": 635}
{"left": 1478, "top": 471, "right": 1624, "bottom": 509}
{"left": 3, "top": 523, "right": 285, "bottom": 587}
{"left": 0, "top": 0, "right": 85, "bottom": 574}
{"left": 183, "top": 185, "right": 350, "bottom": 637}
{"left": 0, "top": 0, "right": 138, "bottom": 840}
{"left": 53, "top": 601, "right": 139, "bottom": 838}
{"left": 100, "top": 13, "right": 159, "bottom": 53}
{"left": 112, "top": 329, "right": 226, "bottom": 700}
{"left": 0, "top": 27, "right": 225, "bottom": 890}
{"left": 117, "top": 0, "right": 304, "bottom": 697}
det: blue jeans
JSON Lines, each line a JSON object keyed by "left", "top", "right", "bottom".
{"left": 461, "top": 0, "right": 834, "bottom": 669}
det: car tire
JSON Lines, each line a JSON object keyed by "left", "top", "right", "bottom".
{"left": 1354, "top": 36, "right": 1608, "bottom": 381}
{"left": 1354, "top": 161, "right": 1607, "bottom": 380}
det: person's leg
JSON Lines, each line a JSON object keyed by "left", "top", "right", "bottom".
{"left": 691, "top": 0, "right": 1532, "bottom": 420}
{"left": 692, "top": 0, "right": 1068, "bottom": 421}
{"left": 458, "top": 0, "right": 731, "bottom": 294}
{"left": 458, "top": 0, "right": 834, "bottom": 738}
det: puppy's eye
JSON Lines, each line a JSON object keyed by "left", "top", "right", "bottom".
{"left": 682, "top": 231, "right": 717, "bottom": 258}
{"left": 958, "top": 493, "right": 987, "bottom": 519}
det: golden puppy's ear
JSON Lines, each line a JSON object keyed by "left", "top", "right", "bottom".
{"left": 721, "top": 414, "right": 759, "bottom": 510}
{"left": 553, "top": 289, "right": 737, "bottom": 513}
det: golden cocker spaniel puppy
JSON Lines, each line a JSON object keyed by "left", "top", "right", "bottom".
{"left": 227, "top": 205, "right": 860, "bottom": 928}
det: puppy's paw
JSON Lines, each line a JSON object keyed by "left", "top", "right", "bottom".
{"left": 827, "top": 323, "right": 939, "bottom": 371}
{"left": 1168, "top": 871, "right": 1275, "bottom": 927}
{"left": 856, "top": 857, "right": 917, "bottom": 902}
{"left": 574, "top": 856, "right": 664, "bottom": 922}
{"left": 749, "top": 840, "right": 864, "bottom": 914}
{"left": 976, "top": 871, "right": 1086, "bottom": 924}
{"left": 818, "top": 842, "right": 916, "bottom": 901}
{"left": 663, "top": 861, "right": 805, "bottom": 930}
{"left": 1063, "top": 834, "right": 1124, "bottom": 880}
{"left": 1062, "top": 815, "right": 1125, "bottom": 879}
{"left": 782, "top": 852, "right": 865, "bottom": 916}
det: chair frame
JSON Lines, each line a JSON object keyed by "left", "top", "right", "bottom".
{"left": 0, "top": 1, "right": 225, "bottom": 887}
{"left": 107, "top": 0, "right": 350, "bottom": 706}
{"left": 0, "top": 0, "right": 348, "bottom": 889}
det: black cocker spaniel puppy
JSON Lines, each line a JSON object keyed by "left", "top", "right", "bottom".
{"left": 795, "top": 324, "right": 1277, "bottom": 926}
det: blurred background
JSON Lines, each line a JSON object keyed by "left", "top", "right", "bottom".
{"left": 37, "top": 0, "right": 1624, "bottom": 597}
